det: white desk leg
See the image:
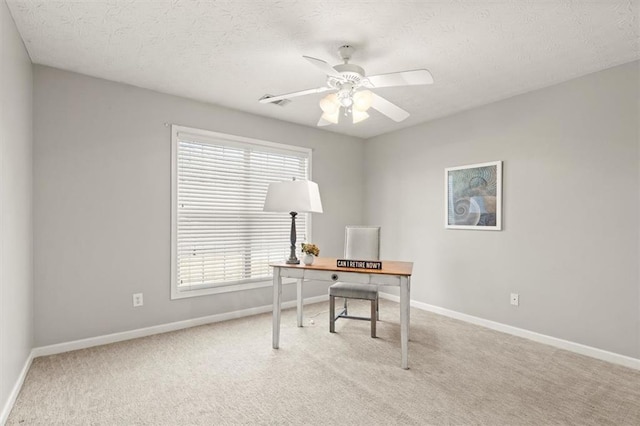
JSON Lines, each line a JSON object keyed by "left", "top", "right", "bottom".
{"left": 296, "top": 278, "right": 303, "bottom": 327}
{"left": 400, "top": 276, "right": 410, "bottom": 369}
{"left": 272, "top": 268, "right": 282, "bottom": 349}
{"left": 407, "top": 277, "right": 411, "bottom": 341}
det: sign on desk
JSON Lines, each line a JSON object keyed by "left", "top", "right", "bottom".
{"left": 336, "top": 259, "right": 383, "bottom": 270}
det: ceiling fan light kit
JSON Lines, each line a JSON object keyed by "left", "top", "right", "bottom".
{"left": 260, "top": 45, "right": 434, "bottom": 127}
{"left": 318, "top": 89, "right": 374, "bottom": 125}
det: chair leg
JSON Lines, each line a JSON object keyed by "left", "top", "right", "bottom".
{"left": 329, "top": 295, "right": 335, "bottom": 333}
{"left": 370, "top": 299, "right": 377, "bottom": 338}
{"left": 343, "top": 297, "right": 348, "bottom": 315}
{"left": 376, "top": 297, "right": 379, "bottom": 320}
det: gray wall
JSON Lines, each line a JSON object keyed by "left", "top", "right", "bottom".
{"left": 0, "top": 0, "right": 33, "bottom": 414}
{"left": 365, "top": 61, "right": 640, "bottom": 358}
{"left": 33, "top": 66, "right": 365, "bottom": 346}
{"left": 29, "top": 58, "right": 640, "bottom": 360}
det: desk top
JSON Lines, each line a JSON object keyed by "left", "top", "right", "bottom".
{"left": 270, "top": 257, "right": 413, "bottom": 276}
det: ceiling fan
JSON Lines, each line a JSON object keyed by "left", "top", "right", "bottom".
{"left": 259, "top": 45, "right": 434, "bottom": 126}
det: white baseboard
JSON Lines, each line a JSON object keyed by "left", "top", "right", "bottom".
{"left": 379, "top": 293, "right": 640, "bottom": 371}
{"left": 1, "top": 349, "right": 34, "bottom": 425}
{"left": 33, "top": 294, "right": 328, "bottom": 358}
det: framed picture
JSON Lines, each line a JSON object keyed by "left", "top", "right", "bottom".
{"left": 445, "top": 161, "right": 502, "bottom": 230}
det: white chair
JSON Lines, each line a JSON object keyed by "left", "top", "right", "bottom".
{"left": 329, "top": 226, "right": 380, "bottom": 337}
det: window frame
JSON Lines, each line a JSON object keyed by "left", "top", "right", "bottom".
{"left": 170, "top": 125, "right": 313, "bottom": 300}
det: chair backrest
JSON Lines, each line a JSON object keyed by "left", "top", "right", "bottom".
{"left": 344, "top": 226, "right": 380, "bottom": 260}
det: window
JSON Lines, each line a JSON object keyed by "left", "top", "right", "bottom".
{"left": 171, "top": 125, "right": 312, "bottom": 299}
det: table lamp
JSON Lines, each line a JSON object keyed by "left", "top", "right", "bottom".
{"left": 263, "top": 179, "right": 323, "bottom": 264}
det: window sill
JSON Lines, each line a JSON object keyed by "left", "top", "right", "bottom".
{"left": 171, "top": 277, "right": 297, "bottom": 300}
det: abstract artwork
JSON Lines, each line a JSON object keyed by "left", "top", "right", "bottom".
{"left": 445, "top": 161, "right": 502, "bottom": 230}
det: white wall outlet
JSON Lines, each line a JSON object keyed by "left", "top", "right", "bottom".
{"left": 133, "top": 293, "right": 143, "bottom": 307}
{"left": 510, "top": 293, "right": 519, "bottom": 306}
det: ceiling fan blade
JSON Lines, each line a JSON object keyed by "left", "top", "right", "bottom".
{"left": 370, "top": 93, "right": 410, "bottom": 122}
{"left": 365, "top": 69, "right": 434, "bottom": 88}
{"left": 259, "top": 86, "right": 332, "bottom": 104}
{"left": 303, "top": 55, "right": 342, "bottom": 78}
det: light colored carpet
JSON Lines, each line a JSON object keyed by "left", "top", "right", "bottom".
{"left": 7, "top": 299, "right": 640, "bottom": 425}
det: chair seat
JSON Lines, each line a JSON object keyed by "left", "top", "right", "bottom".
{"left": 329, "top": 282, "right": 378, "bottom": 300}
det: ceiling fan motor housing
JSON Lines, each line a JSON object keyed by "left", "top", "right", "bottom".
{"left": 328, "top": 63, "right": 365, "bottom": 89}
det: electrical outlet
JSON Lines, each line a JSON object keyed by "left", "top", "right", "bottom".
{"left": 133, "top": 293, "right": 143, "bottom": 307}
{"left": 510, "top": 293, "right": 519, "bottom": 306}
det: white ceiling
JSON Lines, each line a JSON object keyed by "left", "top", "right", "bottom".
{"left": 7, "top": 0, "right": 640, "bottom": 139}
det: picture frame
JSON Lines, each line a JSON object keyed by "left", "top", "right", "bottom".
{"left": 445, "top": 161, "right": 502, "bottom": 230}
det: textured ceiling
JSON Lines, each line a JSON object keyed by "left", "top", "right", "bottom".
{"left": 7, "top": 0, "right": 640, "bottom": 139}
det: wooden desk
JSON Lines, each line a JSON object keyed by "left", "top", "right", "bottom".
{"left": 270, "top": 257, "right": 414, "bottom": 369}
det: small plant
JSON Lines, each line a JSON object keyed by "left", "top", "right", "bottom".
{"left": 301, "top": 243, "right": 319, "bottom": 256}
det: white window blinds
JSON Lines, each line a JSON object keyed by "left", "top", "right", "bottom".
{"left": 172, "top": 127, "right": 311, "bottom": 296}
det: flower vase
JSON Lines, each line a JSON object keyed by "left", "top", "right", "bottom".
{"left": 302, "top": 253, "right": 315, "bottom": 265}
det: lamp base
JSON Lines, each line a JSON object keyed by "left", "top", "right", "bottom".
{"left": 286, "top": 211, "right": 299, "bottom": 264}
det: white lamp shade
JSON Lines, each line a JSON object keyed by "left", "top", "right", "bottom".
{"left": 319, "top": 93, "right": 339, "bottom": 114}
{"left": 321, "top": 110, "right": 340, "bottom": 124}
{"left": 352, "top": 109, "right": 369, "bottom": 124}
{"left": 263, "top": 180, "right": 323, "bottom": 213}
{"left": 353, "top": 90, "right": 373, "bottom": 112}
